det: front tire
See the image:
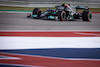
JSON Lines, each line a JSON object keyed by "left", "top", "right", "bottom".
{"left": 32, "top": 8, "right": 41, "bottom": 18}
{"left": 82, "top": 10, "right": 92, "bottom": 22}
{"left": 57, "top": 11, "right": 66, "bottom": 21}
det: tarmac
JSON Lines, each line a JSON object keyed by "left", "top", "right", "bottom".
{"left": 0, "top": 13, "right": 100, "bottom": 30}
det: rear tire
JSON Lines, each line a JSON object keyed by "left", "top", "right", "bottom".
{"left": 57, "top": 11, "right": 66, "bottom": 21}
{"left": 32, "top": 8, "right": 41, "bottom": 18}
{"left": 82, "top": 10, "right": 92, "bottom": 22}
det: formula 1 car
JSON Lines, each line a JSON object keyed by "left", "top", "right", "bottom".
{"left": 27, "top": 3, "right": 92, "bottom": 22}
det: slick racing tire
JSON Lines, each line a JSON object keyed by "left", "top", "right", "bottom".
{"left": 57, "top": 11, "right": 66, "bottom": 21}
{"left": 32, "top": 8, "right": 41, "bottom": 17}
{"left": 82, "top": 10, "right": 92, "bottom": 22}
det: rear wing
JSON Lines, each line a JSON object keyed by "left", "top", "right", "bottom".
{"left": 73, "top": 5, "right": 89, "bottom": 10}
{"left": 55, "top": 5, "right": 89, "bottom": 10}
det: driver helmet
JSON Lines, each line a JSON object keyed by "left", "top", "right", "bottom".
{"left": 62, "top": 2, "right": 68, "bottom": 7}
{"left": 62, "top": 2, "right": 66, "bottom": 6}
{"left": 62, "top": 2, "right": 67, "bottom": 4}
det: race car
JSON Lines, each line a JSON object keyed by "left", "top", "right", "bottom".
{"left": 27, "top": 3, "right": 92, "bottom": 22}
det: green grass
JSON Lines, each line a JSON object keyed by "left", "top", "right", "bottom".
{"left": 0, "top": 6, "right": 100, "bottom": 12}
{"left": 89, "top": 8, "right": 100, "bottom": 12}
{"left": 77, "top": 8, "right": 100, "bottom": 12}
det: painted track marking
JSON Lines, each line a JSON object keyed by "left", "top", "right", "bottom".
{"left": 0, "top": 52, "right": 100, "bottom": 67}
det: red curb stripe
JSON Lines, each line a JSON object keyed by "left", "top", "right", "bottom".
{"left": 0, "top": 31, "right": 100, "bottom": 37}
{"left": 92, "top": 12, "right": 100, "bottom": 13}
{"left": 0, "top": 53, "right": 100, "bottom": 67}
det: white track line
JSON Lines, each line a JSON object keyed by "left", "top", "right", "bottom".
{"left": 0, "top": 56, "right": 21, "bottom": 60}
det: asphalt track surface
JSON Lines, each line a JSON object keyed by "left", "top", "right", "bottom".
{"left": 0, "top": 13, "right": 100, "bottom": 30}
{"left": 0, "top": 13, "right": 100, "bottom": 67}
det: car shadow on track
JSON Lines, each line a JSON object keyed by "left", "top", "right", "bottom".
{"left": 24, "top": 17, "right": 90, "bottom": 23}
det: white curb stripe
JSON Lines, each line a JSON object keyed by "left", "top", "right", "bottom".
{"left": 0, "top": 37, "right": 100, "bottom": 50}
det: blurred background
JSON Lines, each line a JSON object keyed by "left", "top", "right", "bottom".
{"left": 0, "top": 0, "right": 100, "bottom": 67}
{"left": 0, "top": 0, "right": 100, "bottom": 8}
